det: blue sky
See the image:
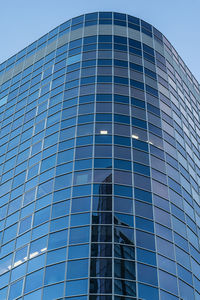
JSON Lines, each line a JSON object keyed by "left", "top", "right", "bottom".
{"left": 1, "top": 0, "right": 199, "bottom": 81}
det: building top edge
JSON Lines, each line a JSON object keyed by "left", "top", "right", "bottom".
{"left": 0, "top": 11, "right": 199, "bottom": 87}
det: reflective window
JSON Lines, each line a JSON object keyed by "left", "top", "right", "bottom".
{"left": 43, "top": 282, "right": 64, "bottom": 300}
{"left": 67, "top": 259, "right": 88, "bottom": 279}
{"left": 65, "top": 279, "right": 88, "bottom": 296}
{"left": 24, "top": 269, "right": 44, "bottom": 293}
{"left": 44, "top": 262, "right": 65, "bottom": 284}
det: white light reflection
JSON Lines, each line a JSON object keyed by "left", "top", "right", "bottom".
{"left": 15, "top": 260, "right": 23, "bottom": 267}
{"left": 29, "top": 251, "right": 39, "bottom": 259}
{"left": 7, "top": 247, "right": 48, "bottom": 272}
{"left": 132, "top": 134, "right": 139, "bottom": 139}
{"left": 41, "top": 247, "right": 47, "bottom": 252}
{"left": 100, "top": 130, "right": 108, "bottom": 134}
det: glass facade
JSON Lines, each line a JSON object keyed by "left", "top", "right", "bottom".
{"left": 0, "top": 12, "right": 200, "bottom": 300}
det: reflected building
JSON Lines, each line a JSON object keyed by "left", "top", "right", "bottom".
{"left": 0, "top": 11, "right": 200, "bottom": 300}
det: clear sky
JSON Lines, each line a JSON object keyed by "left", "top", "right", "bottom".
{"left": 1, "top": 0, "right": 199, "bottom": 82}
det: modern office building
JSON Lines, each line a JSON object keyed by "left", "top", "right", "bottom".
{"left": 0, "top": 11, "right": 200, "bottom": 300}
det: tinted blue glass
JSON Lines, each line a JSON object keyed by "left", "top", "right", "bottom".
{"left": 160, "top": 290, "right": 179, "bottom": 300}
{"left": 69, "top": 226, "right": 90, "bottom": 244}
{"left": 74, "top": 159, "right": 92, "bottom": 170}
{"left": 67, "top": 259, "right": 88, "bottom": 279}
{"left": 179, "top": 279, "right": 195, "bottom": 299}
{"left": 142, "top": 27, "right": 152, "bottom": 37}
{"left": 147, "top": 103, "right": 160, "bottom": 116}
{"left": 132, "top": 139, "right": 148, "bottom": 151}
{"left": 114, "top": 185, "right": 132, "bottom": 198}
{"left": 114, "top": 114, "right": 130, "bottom": 124}
{"left": 138, "top": 283, "right": 159, "bottom": 300}
{"left": 114, "top": 159, "right": 131, "bottom": 171}
{"left": 68, "top": 244, "right": 89, "bottom": 259}
{"left": 24, "top": 269, "right": 44, "bottom": 293}
{"left": 135, "top": 188, "right": 152, "bottom": 203}
{"left": 56, "top": 162, "right": 73, "bottom": 175}
{"left": 131, "top": 98, "right": 145, "bottom": 108}
{"left": 114, "top": 136, "right": 131, "bottom": 146}
{"left": 48, "top": 229, "right": 68, "bottom": 250}
{"left": 99, "top": 12, "right": 112, "bottom": 18}
{"left": 57, "top": 149, "right": 74, "bottom": 164}
{"left": 83, "top": 36, "right": 97, "bottom": 45}
{"left": 115, "top": 213, "right": 133, "bottom": 227}
{"left": 136, "top": 217, "right": 154, "bottom": 233}
{"left": 94, "top": 158, "right": 112, "bottom": 168}
{"left": 134, "top": 162, "right": 150, "bottom": 176}
{"left": 9, "top": 279, "right": 23, "bottom": 299}
{"left": 137, "top": 248, "right": 156, "bottom": 266}
{"left": 138, "top": 263, "right": 158, "bottom": 285}
{"left": 95, "top": 135, "right": 112, "bottom": 144}
{"left": 136, "top": 230, "right": 155, "bottom": 250}
{"left": 73, "top": 184, "right": 91, "bottom": 197}
{"left": 54, "top": 173, "right": 72, "bottom": 190}
{"left": 71, "top": 197, "right": 91, "bottom": 213}
{"left": 159, "top": 270, "right": 178, "bottom": 295}
{"left": 65, "top": 279, "right": 88, "bottom": 296}
{"left": 146, "top": 85, "right": 158, "bottom": 97}
{"left": 99, "top": 19, "right": 112, "bottom": 25}
{"left": 53, "top": 188, "right": 71, "bottom": 203}
{"left": 132, "top": 117, "right": 147, "bottom": 129}
{"left": 44, "top": 262, "right": 65, "bottom": 284}
{"left": 61, "top": 118, "right": 76, "bottom": 129}
{"left": 71, "top": 213, "right": 90, "bottom": 226}
{"left": 23, "top": 289, "right": 42, "bottom": 300}
{"left": 43, "top": 282, "right": 64, "bottom": 300}
{"left": 47, "top": 248, "right": 67, "bottom": 265}
{"left": 50, "top": 216, "right": 69, "bottom": 232}
{"left": 130, "top": 62, "right": 143, "bottom": 72}
{"left": 34, "top": 206, "right": 50, "bottom": 226}
{"left": 145, "top": 68, "right": 157, "bottom": 79}
{"left": 78, "top": 114, "right": 94, "bottom": 124}
{"left": 28, "top": 253, "right": 46, "bottom": 272}
{"left": 72, "top": 15, "right": 84, "bottom": 25}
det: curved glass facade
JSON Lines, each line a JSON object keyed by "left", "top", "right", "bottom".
{"left": 0, "top": 12, "right": 200, "bottom": 300}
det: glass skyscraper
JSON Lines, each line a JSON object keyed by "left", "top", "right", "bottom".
{"left": 0, "top": 11, "right": 200, "bottom": 300}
